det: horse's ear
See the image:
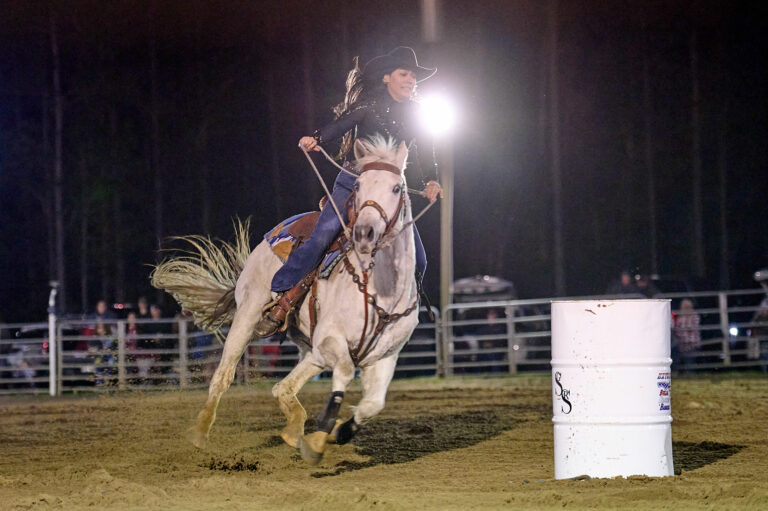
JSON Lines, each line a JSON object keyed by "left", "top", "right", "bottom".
{"left": 395, "top": 141, "right": 408, "bottom": 170}
{"left": 353, "top": 139, "right": 368, "bottom": 161}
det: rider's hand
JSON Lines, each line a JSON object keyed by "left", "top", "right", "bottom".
{"left": 422, "top": 181, "right": 443, "bottom": 203}
{"left": 299, "top": 136, "right": 320, "bottom": 152}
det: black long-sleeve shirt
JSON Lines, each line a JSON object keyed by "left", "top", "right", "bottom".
{"left": 316, "top": 91, "right": 438, "bottom": 187}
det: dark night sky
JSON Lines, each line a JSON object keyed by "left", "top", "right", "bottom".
{"left": 1, "top": 0, "right": 767, "bottom": 321}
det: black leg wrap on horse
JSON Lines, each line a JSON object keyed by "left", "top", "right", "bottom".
{"left": 316, "top": 391, "right": 344, "bottom": 433}
{"left": 335, "top": 417, "right": 359, "bottom": 445}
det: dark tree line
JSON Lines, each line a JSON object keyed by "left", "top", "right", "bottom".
{"left": 1, "top": 0, "right": 766, "bottom": 321}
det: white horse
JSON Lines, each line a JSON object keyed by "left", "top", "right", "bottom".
{"left": 152, "top": 137, "right": 419, "bottom": 464}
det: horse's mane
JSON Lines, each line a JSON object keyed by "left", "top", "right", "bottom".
{"left": 353, "top": 135, "right": 403, "bottom": 171}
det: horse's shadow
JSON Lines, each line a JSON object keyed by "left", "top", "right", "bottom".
{"left": 212, "top": 410, "right": 743, "bottom": 477}
{"left": 311, "top": 409, "right": 522, "bottom": 478}
{"left": 309, "top": 416, "right": 743, "bottom": 478}
{"left": 672, "top": 441, "right": 743, "bottom": 475}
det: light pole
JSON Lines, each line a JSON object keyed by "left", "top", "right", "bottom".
{"left": 439, "top": 142, "right": 454, "bottom": 312}
{"left": 419, "top": 95, "right": 456, "bottom": 313}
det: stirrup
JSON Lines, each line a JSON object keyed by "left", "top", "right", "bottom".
{"left": 254, "top": 314, "right": 283, "bottom": 338}
{"left": 255, "top": 297, "right": 290, "bottom": 338}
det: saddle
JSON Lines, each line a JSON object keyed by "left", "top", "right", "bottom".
{"left": 264, "top": 196, "right": 356, "bottom": 277}
{"left": 295, "top": 195, "right": 357, "bottom": 240}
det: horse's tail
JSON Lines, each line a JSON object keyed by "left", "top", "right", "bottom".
{"left": 151, "top": 218, "right": 252, "bottom": 341}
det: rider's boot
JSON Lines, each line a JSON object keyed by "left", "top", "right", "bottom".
{"left": 255, "top": 272, "right": 316, "bottom": 338}
{"left": 415, "top": 270, "right": 435, "bottom": 321}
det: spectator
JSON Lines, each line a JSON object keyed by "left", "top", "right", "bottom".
{"left": 93, "top": 317, "right": 116, "bottom": 386}
{"left": 126, "top": 312, "right": 139, "bottom": 351}
{"left": 636, "top": 274, "right": 661, "bottom": 298}
{"left": 123, "top": 311, "right": 140, "bottom": 382}
{"left": 674, "top": 299, "right": 701, "bottom": 373}
{"left": 143, "top": 305, "right": 174, "bottom": 381}
{"left": 144, "top": 305, "right": 171, "bottom": 339}
{"left": 91, "top": 299, "right": 116, "bottom": 346}
{"left": 605, "top": 270, "right": 641, "bottom": 295}
{"left": 93, "top": 299, "right": 116, "bottom": 321}
{"left": 136, "top": 297, "right": 151, "bottom": 320}
{"left": 476, "top": 308, "right": 506, "bottom": 373}
{"left": 79, "top": 300, "right": 116, "bottom": 385}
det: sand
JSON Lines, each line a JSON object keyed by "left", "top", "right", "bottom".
{"left": 1, "top": 374, "right": 767, "bottom": 510}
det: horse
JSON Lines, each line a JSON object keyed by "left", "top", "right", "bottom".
{"left": 151, "top": 137, "right": 420, "bottom": 464}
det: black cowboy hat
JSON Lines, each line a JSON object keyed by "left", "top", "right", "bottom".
{"left": 362, "top": 46, "right": 436, "bottom": 83}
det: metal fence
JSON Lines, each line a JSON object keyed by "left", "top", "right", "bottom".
{"left": 0, "top": 307, "right": 440, "bottom": 395}
{"left": 441, "top": 289, "right": 768, "bottom": 376}
{"left": 1, "top": 290, "right": 766, "bottom": 395}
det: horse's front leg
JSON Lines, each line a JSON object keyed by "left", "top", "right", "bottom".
{"left": 272, "top": 353, "right": 324, "bottom": 448}
{"left": 298, "top": 335, "right": 356, "bottom": 465}
{"left": 335, "top": 353, "right": 398, "bottom": 445}
{"left": 186, "top": 295, "right": 261, "bottom": 449}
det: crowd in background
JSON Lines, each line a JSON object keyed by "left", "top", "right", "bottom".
{"left": 77, "top": 297, "right": 178, "bottom": 384}
{"left": 3, "top": 277, "right": 768, "bottom": 389}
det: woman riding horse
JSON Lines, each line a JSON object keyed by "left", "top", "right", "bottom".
{"left": 255, "top": 46, "right": 443, "bottom": 337}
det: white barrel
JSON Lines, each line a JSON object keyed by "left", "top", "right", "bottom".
{"left": 551, "top": 300, "right": 673, "bottom": 479}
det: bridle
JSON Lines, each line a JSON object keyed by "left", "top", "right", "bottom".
{"left": 351, "top": 161, "right": 407, "bottom": 256}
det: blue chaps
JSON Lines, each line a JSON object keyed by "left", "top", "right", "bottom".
{"left": 271, "top": 170, "right": 427, "bottom": 292}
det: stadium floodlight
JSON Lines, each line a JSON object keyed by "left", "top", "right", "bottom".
{"left": 419, "top": 94, "right": 457, "bottom": 137}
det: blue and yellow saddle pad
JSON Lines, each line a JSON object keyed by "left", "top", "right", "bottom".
{"left": 264, "top": 212, "right": 346, "bottom": 279}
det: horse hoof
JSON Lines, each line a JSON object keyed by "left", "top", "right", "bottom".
{"left": 325, "top": 419, "right": 343, "bottom": 445}
{"left": 298, "top": 431, "right": 328, "bottom": 465}
{"left": 335, "top": 418, "right": 359, "bottom": 445}
{"left": 185, "top": 427, "right": 209, "bottom": 449}
{"left": 280, "top": 430, "right": 299, "bottom": 449}
{"left": 280, "top": 420, "right": 305, "bottom": 448}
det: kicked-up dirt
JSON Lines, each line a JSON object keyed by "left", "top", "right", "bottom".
{"left": 1, "top": 374, "right": 767, "bottom": 510}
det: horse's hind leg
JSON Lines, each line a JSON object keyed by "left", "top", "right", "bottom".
{"left": 272, "top": 356, "right": 324, "bottom": 448}
{"left": 335, "top": 354, "right": 397, "bottom": 445}
{"left": 186, "top": 296, "right": 261, "bottom": 448}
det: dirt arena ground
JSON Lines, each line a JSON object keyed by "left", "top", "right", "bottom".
{"left": 1, "top": 374, "right": 767, "bottom": 510}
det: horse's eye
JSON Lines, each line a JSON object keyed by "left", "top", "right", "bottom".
{"left": 393, "top": 185, "right": 401, "bottom": 194}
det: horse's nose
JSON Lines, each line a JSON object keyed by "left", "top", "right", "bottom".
{"left": 354, "top": 224, "right": 375, "bottom": 243}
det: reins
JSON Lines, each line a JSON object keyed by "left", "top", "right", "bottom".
{"left": 299, "top": 144, "right": 436, "bottom": 248}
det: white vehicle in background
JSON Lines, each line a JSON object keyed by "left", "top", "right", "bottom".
{"left": 0, "top": 324, "right": 48, "bottom": 390}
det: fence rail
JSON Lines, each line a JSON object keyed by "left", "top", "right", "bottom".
{"left": 1, "top": 290, "right": 766, "bottom": 395}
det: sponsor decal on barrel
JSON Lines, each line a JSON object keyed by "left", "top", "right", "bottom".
{"left": 554, "top": 371, "right": 572, "bottom": 414}
{"left": 657, "top": 372, "right": 671, "bottom": 411}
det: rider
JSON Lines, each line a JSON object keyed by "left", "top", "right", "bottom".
{"left": 255, "top": 46, "right": 443, "bottom": 338}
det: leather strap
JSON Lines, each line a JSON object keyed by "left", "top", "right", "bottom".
{"left": 359, "top": 200, "right": 389, "bottom": 223}
{"left": 309, "top": 278, "right": 318, "bottom": 339}
{"left": 276, "top": 270, "right": 318, "bottom": 318}
{"left": 361, "top": 162, "right": 402, "bottom": 175}
{"left": 355, "top": 191, "right": 404, "bottom": 246}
